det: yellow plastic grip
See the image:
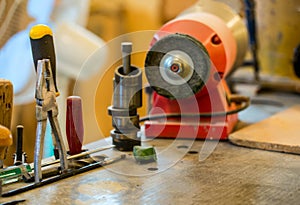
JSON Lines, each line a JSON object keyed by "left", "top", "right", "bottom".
{"left": 29, "top": 24, "right": 53, "bottom": 39}
{"left": 0, "top": 125, "right": 13, "bottom": 147}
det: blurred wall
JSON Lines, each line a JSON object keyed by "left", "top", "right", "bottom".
{"left": 256, "top": 0, "right": 300, "bottom": 79}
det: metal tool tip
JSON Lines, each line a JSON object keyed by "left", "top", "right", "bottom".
{"left": 17, "top": 125, "right": 24, "bottom": 129}
{"left": 121, "top": 42, "right": 132, "bottom": 53}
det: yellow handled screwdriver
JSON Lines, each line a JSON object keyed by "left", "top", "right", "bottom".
{"left": 29, "top": 24, "right": 68, "bottom": 183}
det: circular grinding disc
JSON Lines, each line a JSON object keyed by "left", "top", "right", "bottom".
{"left": 145, "top": 33, "right": 210, "bottom": 99}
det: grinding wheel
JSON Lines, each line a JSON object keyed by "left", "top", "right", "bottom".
{"left": 145, "top": 33, "right": 211, "bottom": 99}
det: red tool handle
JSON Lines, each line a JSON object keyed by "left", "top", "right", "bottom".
{"left": 66, "top": 96, "right": 84, "bottom": 155}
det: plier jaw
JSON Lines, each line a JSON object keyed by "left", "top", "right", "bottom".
{"left": 35, "top": 59, "right": 56, "bottom": 104}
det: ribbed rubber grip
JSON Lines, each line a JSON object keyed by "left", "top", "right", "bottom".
{"left": 29, "top": 24, "right": 58, "bottom": 92}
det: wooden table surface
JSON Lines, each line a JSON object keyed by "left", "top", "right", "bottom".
{"left": 1, "top": 137, "right": 300, "bottom": 205}
{"left": 1, "top": 90, "right": 300, "bottom": 205}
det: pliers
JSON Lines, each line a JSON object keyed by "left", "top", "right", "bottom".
{"left": 34, "top": 59, "right": 68, "bottom": 183}
{"left": 29, "top": 24, "right": 69, "bottom": 183}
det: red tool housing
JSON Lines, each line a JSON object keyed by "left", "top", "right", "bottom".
{"left": 144, "top": 2, "right": 248, "bottom": 140}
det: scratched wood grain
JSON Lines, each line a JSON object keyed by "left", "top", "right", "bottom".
{"left": 1, "top": 139, "right": 300, "bottom": 205}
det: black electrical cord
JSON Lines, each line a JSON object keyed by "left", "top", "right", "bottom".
{"left": 139, "top": 95, "right": 251, "bottom": 122}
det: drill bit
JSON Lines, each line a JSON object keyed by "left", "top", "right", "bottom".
{"left": 121, "top": 42, "right": 133, "bottom": 75}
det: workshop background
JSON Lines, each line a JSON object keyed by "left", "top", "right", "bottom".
{"left": 0, "top": 0, "right": 300, "bottom": 165}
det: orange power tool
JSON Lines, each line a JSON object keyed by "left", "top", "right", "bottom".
{"left": 144, "top": 1, "right": 249, "bottom": 140}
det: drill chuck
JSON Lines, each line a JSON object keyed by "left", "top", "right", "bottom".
{"left": 113, "top": 66, "right": 142, "bottom": 109}
{"left": 108, "top": 42, "right": 142, "bottom": 151}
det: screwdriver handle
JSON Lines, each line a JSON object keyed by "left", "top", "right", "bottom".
{"left": 66, "top": 96, "right": 84, "bottom": 155}
{"left": 29, "top": 24, "right": 58, "bottom": 93}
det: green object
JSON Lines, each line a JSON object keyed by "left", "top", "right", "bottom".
{"left": 0, "top": 164, "right": 32, "bottom": 185}
{"left": 133, "top": 146, "right": 157, "bottom": 164}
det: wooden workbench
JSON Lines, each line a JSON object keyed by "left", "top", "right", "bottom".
{"left": 1, "top": 138, "right": 300, "bottom": 205}
{"left": 1, "top": 89, "right": 300, "bottom": 205}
